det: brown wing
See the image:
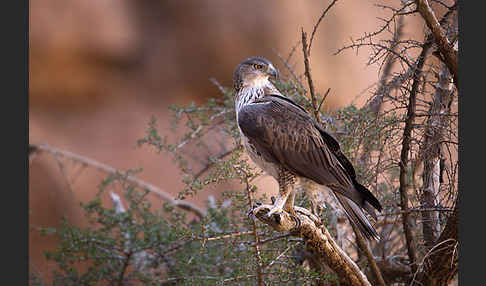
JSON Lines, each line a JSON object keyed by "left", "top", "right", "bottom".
{"left": 237, "top": 94, "right": 382, "bottom": 239}
{"left": 238, "top": 94, "right": 364, "bottom": 208}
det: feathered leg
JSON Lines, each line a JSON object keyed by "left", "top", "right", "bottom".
{"left": 265, "top": 168, "right": 297, "bottom": 218}
{"left": 249, "top": 168, "right": 297, "bottom": 218}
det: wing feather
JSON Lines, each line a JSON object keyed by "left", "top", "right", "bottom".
{"left": 238, "top": 95, "right": 367, "bottom": 209}
{"left": 237, "top": 93, "right": 383, "bottom": 239}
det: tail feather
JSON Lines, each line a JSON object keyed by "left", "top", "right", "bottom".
{"left": 333, "top": 192, "right": 380, "bottom": 241}
{"left": 353, "top": 180, "right": 382, "bottom": 212}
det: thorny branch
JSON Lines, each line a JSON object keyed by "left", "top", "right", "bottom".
{"left": 415, "top": 0, "right": 458, "bottom": 87}
{"left": 308, "top": 0, "right": 340, "bottom": 56}
{"left": 241, "top": 168, "right": 265, "bottom": 286}
{"left": 398, "top": 27, "right": 434, "bottom": 277}
{"left": 301, "top": 30, "right": 320, "bottom": 121}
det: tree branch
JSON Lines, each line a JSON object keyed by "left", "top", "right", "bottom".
{"left": 252, "top": 206, "right": 372, "bottom": 286}
{"left": 308, "top": 0, "right": 339, "bottom": 55}
{"left": 398, "top": 37, "right": 433, "bottom": 275}
{"left": 29, "top": 143, "right": 207, "bottom": 218}
{"left": 352, "top": 224, "right": 387, "bottom": 286}
{"left": 301, "top": 30, "right": 320, "bottom": 121}
{"left": 419, "top": 62, "right": 454, "bottom": 250}
{"left": 415, "top": 0, "right": 458, "bottom": 87}
{"left": 412, "top": 204, "right": 458, "bottom": 286}
{"left": 242, "top": 170, "right": 265, "bottom": 286}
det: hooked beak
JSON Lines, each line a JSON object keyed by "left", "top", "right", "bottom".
{"left": 267, "top": 65, "right": 278, "bottom": 80}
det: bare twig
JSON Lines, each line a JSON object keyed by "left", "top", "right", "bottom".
{"left": 377, "top": 207, "right": 454, "bottom": 217}
{"left": 308, "top": 0, "right": 339, "bottom": 55}
{"left": 317, "top": 88, "right": 331, "bottom": 114}
{"left": 365, "top": 15, "right": 404, "bottom": 115}
{"left": 242, "top": 169, "right": 265, "bottom": 286}
{"left": 301, "top": 30, "right": 320, "bottom": 121}
{"left": 209, "top": 77, "right": 228, "bottom": 94}
{"left": 359, "top": 15, "right": 404, "bottom": 168}
{"left": 30, "top": 143, "right": 207, "bottom": 218}
{"left": 204, "top": 231, "right": 254, "bottom": 242}
{"left": 415, "top": 0, "right": 458, "bottom": 87}
{"left": 263, "top": 244, "right": 295, "bottom": 270}
{"left": 398, "top": 37, "right": 434, "bottom": 276}
{"left": 249, "top": 233, "right": 293, "bottom": 247}
{"left": 352, "top": 224, "right": 386, "bottom": 286}
{"left": 272, "top": 48, "right": 307, "bottom": 93}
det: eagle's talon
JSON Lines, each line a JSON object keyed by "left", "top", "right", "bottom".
{"left": 250, "top": 204, "right": 271, "bottom": 218}
{"left": 265, "top": 207, "right": 283, "bottom": 218}
{"left": 290, "top": 214, "right": 301, "bottom": 229}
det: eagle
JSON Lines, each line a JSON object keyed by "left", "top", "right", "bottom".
{"left": 233, "top": 56, "right": 382, "bottom": 240}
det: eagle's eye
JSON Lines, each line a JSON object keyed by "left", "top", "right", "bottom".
{"left": 253, "top": 64, "right": 264, "bottom": 70}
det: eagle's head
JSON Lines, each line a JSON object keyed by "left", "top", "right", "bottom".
{"left": 233, "top": 57, "right": 278, "bottom": 91}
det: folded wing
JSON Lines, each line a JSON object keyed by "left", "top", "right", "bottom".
{"left": 237, "top": 94, "right": 382, "bottom": 239}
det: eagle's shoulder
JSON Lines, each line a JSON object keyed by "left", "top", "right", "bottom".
{"left": 237, "top": 94, "right": 314, "bottom": 140}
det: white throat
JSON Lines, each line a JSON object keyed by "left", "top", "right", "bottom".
{"left": 235, "top": 81, "right": 268, "bottom": 113}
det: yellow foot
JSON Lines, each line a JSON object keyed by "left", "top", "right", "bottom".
{"left": 248, "top": 204, "right": 284, "bottom": 219}
{"left": 248, "top": 204, "right": 271, "bottom": 218}
{"left": 265, "top": 205, "right": 284, "bottom": 218}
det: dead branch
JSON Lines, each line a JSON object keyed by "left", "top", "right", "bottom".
{"left": 359, "top": 14, "right": 404, "bottom": 168}
{"left": 252, "top": 206, "right": 372, "bottom": 286}
{"left": 272, "top": 48, "right": 307, "bottom": 93}
{"left": 419, "top": 62, "right": 454, "bottom": 250}
{"left": 308, "top": 0, "right": 339, "bottom": 55}
{"left": 415, "top": 0, "right": 458, "bottom": 87}
{"left": 365, "top": 15, "right": 404, "bottom": 116}
{"left": 301, "top": 29, "right": 320, "bottom": 121}
{"left": 412, "top": 204, "right": 458, "bottom": 286}
{"left": 374, "top": 255, "right": 411, "bottom": 284}
{"left": 352, "top": 224, "right": 386, "bottom": 286}
{"left": 242, "top": 170, "right": 265, "bottom": 286}
{"left": 398, "top": 36, "right": 434, "bottom": 275}
{"left": 29, "top": 143, "right": 207, "bottom": 219}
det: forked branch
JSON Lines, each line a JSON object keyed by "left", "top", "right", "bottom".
{"left": 415, "top": 0, "right": 458, "bottom": 87}
{"left": 252, "top": 206, "right": 372, "bottom": 286}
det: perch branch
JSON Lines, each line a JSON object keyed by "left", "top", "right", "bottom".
{"left": 252, "top": 205, "right": 372, "bottom": 286}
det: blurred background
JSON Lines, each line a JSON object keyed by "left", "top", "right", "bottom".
{"left": 29, "top": 0, "right": 425, "bottom": 281}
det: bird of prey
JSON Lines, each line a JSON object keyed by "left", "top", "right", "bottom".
{"left": 233, "top": 56, "right": 382, "bottom": 240}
